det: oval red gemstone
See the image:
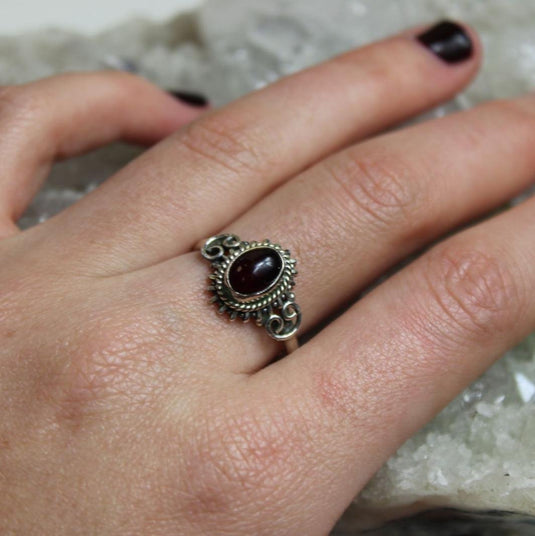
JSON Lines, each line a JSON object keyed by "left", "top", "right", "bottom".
{"left": 228, "top": 248, "right": 283, "bottom": 295}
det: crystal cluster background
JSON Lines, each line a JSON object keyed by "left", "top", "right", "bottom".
{"left": 2, "top": 1, "right": 535, "bottom": 534}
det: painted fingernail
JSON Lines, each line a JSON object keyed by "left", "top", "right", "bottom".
{"left": 417, "top": 21, "right": 473, "bottom": 64}
{"left": 168, "top": 90, "right": 209, "bottom": 107}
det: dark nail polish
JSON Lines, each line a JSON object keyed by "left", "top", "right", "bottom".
{"left": 168, "top": 90, "right": 209, "bottom": 107}
{"left": 417, "top": 21, "right": 473, "bottom": 64}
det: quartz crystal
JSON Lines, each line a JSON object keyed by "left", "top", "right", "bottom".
{"left": 3, "top": 1, "right": 535, "bottom": 534}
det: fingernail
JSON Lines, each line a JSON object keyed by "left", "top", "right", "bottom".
{"left": 168, "top": 90, "right": 209, "bottom": 107}
{"left": 417, "top": 21, "right": 473, "bottom": 64}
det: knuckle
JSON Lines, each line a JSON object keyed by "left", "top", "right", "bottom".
{"left": 179, "top": 113, "right": 266, "bottom": 178}
{"left": 95, "top": 70, "right": 152, "bottom": 100}
{"left": 329, "top": 45, "right": 398, "bottom": 100}
{"left": 184, "top": 401, "right": 309, "bottom": 516}
{"left": 464, "top": 98, "right": 535, "bottom": 154}
{"left": 325, "top": 149, "right": 421, "bottom": 231}
{"left": 495, "top": 98, "right": 535, "bottom": 149}
{"left": 491, "top": 97, "right": 535, "bottom": 128}
{"left": 0, "top": 85, "right": 41, "bottom": 124}
{"left": 53, "top": 308, "right": 173, "bottom": 425}
{"left": 98, "top": 69, "right": 141, "bottom": 88}
{"left": 423, "top": 240, "right": 523, "bottom": 338}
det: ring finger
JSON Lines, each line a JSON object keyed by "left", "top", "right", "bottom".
{"left": 160, "top": 90, "right": 535, "bottom": 373}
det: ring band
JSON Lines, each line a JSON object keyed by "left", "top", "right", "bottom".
{"left": 201, "top": 234, "right": 301, "bottom": 352}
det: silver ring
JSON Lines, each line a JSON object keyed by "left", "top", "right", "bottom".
{"left": 201, "top": 234, "right": 301, "bottom": 353}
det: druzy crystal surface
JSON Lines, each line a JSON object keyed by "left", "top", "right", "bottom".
{"left": 3, "top": 1, "right": 535, "bottom": 533}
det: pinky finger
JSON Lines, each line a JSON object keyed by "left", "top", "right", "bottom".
{"left": 0, "top": 71, "right": 207, "bottom": 237}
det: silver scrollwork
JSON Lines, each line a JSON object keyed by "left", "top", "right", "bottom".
{"left": 264, "top": 300, "right": 302, "bottom": 341}
{"left": 201, "top": 234, "right": 302, "bottom": 346}
{"left": 201, "top": 234, "right": 241, "bottom": 263}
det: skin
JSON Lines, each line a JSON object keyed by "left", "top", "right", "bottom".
{"left": 1, "top": 21, "right": 535, "bottom": 535}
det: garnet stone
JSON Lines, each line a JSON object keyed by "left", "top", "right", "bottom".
{"left": 228, "top": 247, "right": 283, "bottom": 296}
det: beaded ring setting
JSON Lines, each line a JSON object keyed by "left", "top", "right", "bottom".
{"left": 201, "top": 234, "right": 301, "bottom": 348}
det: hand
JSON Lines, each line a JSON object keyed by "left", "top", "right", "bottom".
{"left": 1, "top": 21, "right": 532, "bottom": 535}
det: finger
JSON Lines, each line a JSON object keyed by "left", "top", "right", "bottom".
{"left": 0, "top": 71, "right": 206, "bottom": 237}
{"left": 229, "top": 94, "right": 535, "bottom": 333}
{"left": 248, "top": 191, "right": 535, "bottom": 535}
{"left": 153, "top": 92, "right": 535, "bottom": 374}
{"left": 46, "top": 21, "right": 480, "bottom": 274}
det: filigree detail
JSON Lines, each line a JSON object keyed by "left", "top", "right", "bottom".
{"left": 263, "top": 299, "right": 302, "bottom": 341}
{"left": 201, "top": 234, "right": 301, "bottom": 341}
{"left": 201, "top": 234, "right": 241, "bottom": 262}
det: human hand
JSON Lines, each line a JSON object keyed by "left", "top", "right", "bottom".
{"left": 1, "top": 21, "right": 533, "bottom": 535}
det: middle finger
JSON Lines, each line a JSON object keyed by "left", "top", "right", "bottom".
{"left": 171, "top": 93, "right": 535, "bottom": 372}
{"left": 232, "top": 95, "right": 535, "bottom": 325}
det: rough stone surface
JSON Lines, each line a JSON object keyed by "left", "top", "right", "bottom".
{"left": 3, "top": 1, "right": 535, "bottom": 533}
